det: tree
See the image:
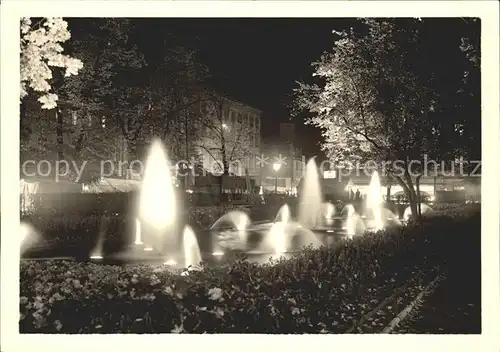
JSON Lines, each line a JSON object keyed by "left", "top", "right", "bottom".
{"left": 294, "top": 18, "right": 479, "bottom": 218}
{"left": 146, "top": 46, "right": 210, "bottom": 164}
{"left": 20, "top": 17, "right": 83, "bottom": 109}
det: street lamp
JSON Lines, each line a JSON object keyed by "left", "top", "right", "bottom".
{"left": 273, "top": 162, "right": 281, "bottom": 193}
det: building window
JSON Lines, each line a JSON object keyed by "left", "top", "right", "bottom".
{"left": 256, "top": 118, "right": 260, "bottom": 130}
{"left": 101, "top": 116, "right": 106, "bottom": 128}
{"left": 237, "top": 113, "right": 242, "bottom": 124}
{"left": 230, "top": 111, "right": 235, "bottom": 124}
{"left": 243, "top": 114, "right": 248, "bottom": 126}
{"left": 71, "top": 111, "right": 77, "bottom": 125}
{"left": 454, "top": 123, "right": 464, "bottom": 136}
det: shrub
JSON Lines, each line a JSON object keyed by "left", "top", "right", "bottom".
{"left": 19, "top": 206, "right": 480, "bottom": 333}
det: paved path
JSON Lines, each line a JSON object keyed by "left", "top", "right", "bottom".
{"left": 395, "top": 259, "right": 481, "bottom": 333}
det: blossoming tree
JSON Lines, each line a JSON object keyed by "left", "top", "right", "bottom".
{"left": 20, "top": 17, "right": 83, "bottom": 109}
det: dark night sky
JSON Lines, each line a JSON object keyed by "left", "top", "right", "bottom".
{"left": 133, "top": 18, "right": 363, "bottom": 158}
{"left": 70, "top": 18, "right": 478, "bottom": 159}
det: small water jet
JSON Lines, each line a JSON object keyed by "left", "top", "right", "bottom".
{"left": 382, "top": 208, "right": 402, "bottom": 226}
{"left": 269, "top": 204, "right": 290, "bottom": 256}
{"left": 182, "top": 225, "right": 202, "bottom": 269}
{"left": 274, "top": 204, "right": 291, "bottom": 224}
{"left": 138, "top": 139, "right": 177, "bottom": 252}
{"left": 90, "top": 215, "right": 108, "bottom": 259}
{"left": 298, "top": 158, "right": 323, "bottom": 229}
{"left": 20, "top": 222, "right": 38, "bottom": 255}
{"left": 344, "top": 204, "right": 357, "bottom": 236}
{"left": 403, "top": 203, "right": 433, "bottom": 221}
{"left": 134, "top": 218, "right": 143, "bottom": 245}
{"left": 211, "top": 211, "right": 251, "bottom": 250}
{"left": 164, "top": 259, "right": 177, "bottom": 266}
{"left": 366, "top": 171, "right": 384, "bottom": 231}
{"left": 211, "top": 211, "right": 251, "bottom": 231}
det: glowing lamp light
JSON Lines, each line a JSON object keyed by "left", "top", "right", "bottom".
{"left": 273, "top": 163, "right": 281, "bottom": 172}
{"left": 164, "top": 259, "right": 177, "bottom": 266}
{"left": 144, "top": 247, "right": 154, "bottom": 252}
{"left": 90, "top": 255, "right": 103, "bottom": 260}
{"left": 20, "top": 222, "right": 31, "bottom": 245}
{"left": 212, "top": 251, "right": 224, "bottom": 256}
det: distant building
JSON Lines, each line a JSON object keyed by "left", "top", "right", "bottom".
{"left": 196, "top": 91, "right": 262, "bottom": 179}
{"left": 279, "top": 122, "right": 295, "bottom": 144}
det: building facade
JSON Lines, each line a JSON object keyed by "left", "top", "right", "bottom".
{"left": 260, "top": 122, "right": 305, "bottom": 193}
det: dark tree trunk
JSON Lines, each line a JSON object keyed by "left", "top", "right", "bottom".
{"left": 403, "top": 170, "right": 418, "bottom": 219}
{"left": 392, "top": 165, "right": 419, "bottom": 220}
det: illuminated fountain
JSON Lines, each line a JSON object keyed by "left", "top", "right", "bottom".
{"left": 322, "top": 201, "right": 336, "bottom": 227}
{"left": 134, "top": 218, "right": 143, "bottom": 245}
{"left": 298, "top": 158, "right": 323, "bottom": 229}
{"left": 274, "top": 204, "right": 291, "bottom": 223}
{"left": 366, "top": 171, "right": 384, "bottom": 231}
{"left": 211, "top": 211, "right": 251, "bottom": 233}
{"left": 211, "top": 211, "right": 251, "bottom": 252}
{"left": 90, "top": 215, "right": 108, "bottom": 260}
{"left": 324, "top": 202, "right": 335, "bottom": 219}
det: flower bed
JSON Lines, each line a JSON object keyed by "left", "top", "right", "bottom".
{"left": 19, "top": 206, "right": 480, "bottom": 333}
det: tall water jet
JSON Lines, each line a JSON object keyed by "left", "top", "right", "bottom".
{"left": 403, "top": 203, "right": 433, "bottom": 221}
{"left": 90, "top": 215, "right": 108, "bottom": 259}
{"left": 138, "top": 139, "right": 177, "bottom": 252}
{"left": 182, "top": 226, "right": 202, "bottom": 269}
{"left": 298, "top": 158, "right": 323, "bottom": 229}
{"left": 324, "top": 202, "right": 335, "bottom": 219}
{"left": 274, "top": 204, "right": 291, "bottom": 223}
{"left": 20, "top": 222, "right": 37, "bottom": 256}
{"left": 367, "top": 171, "right": 384, "bottom": 231}
{"left": 269, "top": 204, "right": 290, "bottom": 256}
{"left": 211, "top": 211, "right": 251, "bottom": 232}
{"left": 344, "top": 204, "right": 357, "bottom": 236}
